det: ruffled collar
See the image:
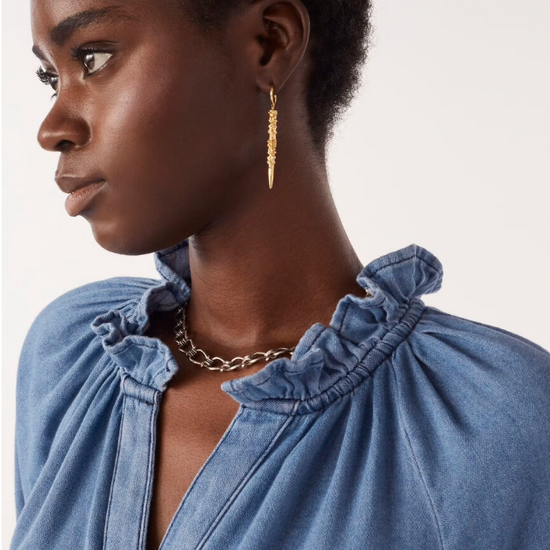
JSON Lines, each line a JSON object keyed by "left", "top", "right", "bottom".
{"left": 91, "top": 239, "right": 443, "bottom": 414}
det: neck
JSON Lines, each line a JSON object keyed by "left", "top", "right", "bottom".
{"left": 184, "top": 150, "right": 366, "bottom": 361}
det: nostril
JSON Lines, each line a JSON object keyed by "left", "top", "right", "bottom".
{"left": 56, "top": 140, "right": 73, "bottom": 153}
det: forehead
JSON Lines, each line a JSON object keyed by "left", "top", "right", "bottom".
{"left": 30, "top": 0, "right": 185, "bottom": 60}
{"left": 32, "top": 3, "right": 131, "bottom": 45}
{"left": 31, "top": 0, "right": 133, "bottom": 32}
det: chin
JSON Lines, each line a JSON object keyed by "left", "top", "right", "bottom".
{"left": 88, "top": 219, "right": 149, "bottom": 256}
{"left": 89, "top": 216, "right": 189, "bottom": 257}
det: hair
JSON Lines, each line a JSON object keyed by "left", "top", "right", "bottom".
{"left": 170, "top": 0, "right": 374, "bottom": 157}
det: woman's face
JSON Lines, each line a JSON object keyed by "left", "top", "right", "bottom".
{"left": 31, "top": 0, "right": 267, "bottom": 254}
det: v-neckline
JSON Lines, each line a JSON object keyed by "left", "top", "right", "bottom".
{"left": 102, "top": 364, "right": 299, "bottom": 550}
{"left": 95, "top": 240, "right": 445, "bottom": 547}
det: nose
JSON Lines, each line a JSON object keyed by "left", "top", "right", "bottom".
{"left": 36, "top": 93, "right": 91, "bottom": 152}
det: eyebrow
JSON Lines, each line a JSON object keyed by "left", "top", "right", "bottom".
{"left": 32, "top": 5, "right": 134, "bottom": 61}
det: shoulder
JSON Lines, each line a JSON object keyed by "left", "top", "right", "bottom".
{"left": 24, "top": 276, "right": 159, "bottom": 334}
{"left": 16, "top": 275, "right": 160, "bottom": 398}
{"left": 396, "top": 306, "right": 550, "bottom": 542}
{"left": 411, "top": 306, "right": 550, "bottom": 390}
{"left": 15, "top": 274, "right": 161, "bottom": 428}
{"left": 20, "top": 276, "right": 158, "bottom": 352}
{"left": 13, "top": 276, "right": 159, "bottom": 514}
{"left": 403, "top": 305, "right": 550, "bottom": 425}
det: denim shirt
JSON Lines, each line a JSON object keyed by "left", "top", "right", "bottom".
{"left": 11, "top": 240, "right": 550, "bottom": 550}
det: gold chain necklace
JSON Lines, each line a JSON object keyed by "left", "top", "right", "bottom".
{"left": 173, "top": 287, "right": 373, "bottom": 372}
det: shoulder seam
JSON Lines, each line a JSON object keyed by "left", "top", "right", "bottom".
{"left": 389, "top": 354, "right": 446, "bottom": 550}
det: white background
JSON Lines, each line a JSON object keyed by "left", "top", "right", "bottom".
{"left": 3, "top": 0, "right": 550, "bottom": 545}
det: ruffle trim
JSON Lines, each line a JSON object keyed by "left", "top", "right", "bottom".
{"left": 88, "top": 239, "right": 443, "bottom": 412}
{"left": 89, "top": 279, "right": 188, "bottom": 388}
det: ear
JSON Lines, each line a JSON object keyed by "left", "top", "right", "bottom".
{"left": 247, "top": 0, "right": 311, "bottom": 97}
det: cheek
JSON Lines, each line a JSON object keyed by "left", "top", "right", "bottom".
{"left": 100, "top": 61, "right": 255, "bottom": 190}
{"left": 97, "top": 71, "right": 189, "bottom": 183}
{"left": 86, "top": 46, "right": 261, "bottom": 251}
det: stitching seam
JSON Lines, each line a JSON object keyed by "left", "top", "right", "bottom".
{"left": 158, "top": 404, "right": 247, "bottom": 547}
{"left": 196, "top": 400, "right": 301, "bottom": 549}
{"left": 137, "top": 391, "right": 160, "bottom": 549}
{"left": 102, "top": 383, "right": 126, "bottom": 549}
{"left": 388, "top": 326, "right": 446, "bottom": 550}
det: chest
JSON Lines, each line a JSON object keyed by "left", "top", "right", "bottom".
{"left": 142, "top": 309, "right": 256, "bottom": 550}
{"left": 145, "top": 380, "right": 241, "bottom": 550}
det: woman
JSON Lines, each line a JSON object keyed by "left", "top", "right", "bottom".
{"left": 12, "top": 0, "right": 550, "bottom": 548}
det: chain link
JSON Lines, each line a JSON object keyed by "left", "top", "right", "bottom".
{"left": 173, "top": 287, "right": 373, "bottom": 372}
{"left": 173, "top": 303, "right": 296, "bottom": 372}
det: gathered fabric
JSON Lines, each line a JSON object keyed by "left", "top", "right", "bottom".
{"left": 11, "top": 240, "right": 550, "bottom": 549}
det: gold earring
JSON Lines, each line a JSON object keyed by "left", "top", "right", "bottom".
{"left": 267, "top": 83, "right": 278, "bottom": 189}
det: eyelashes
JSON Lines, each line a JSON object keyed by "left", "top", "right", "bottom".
{"left": 35, "top": 66, "right": 58, "bottom": 99}
{"left": 35, "top": 44, "right": 113, "bottom": 100}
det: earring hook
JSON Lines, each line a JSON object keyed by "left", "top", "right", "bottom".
{"left": 270, "top": 83, "right": 277, "bottom": 109}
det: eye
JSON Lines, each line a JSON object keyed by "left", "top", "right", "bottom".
{"left": 34, "top": 44, "right": 113, "bottom": 99}
{"left": 35, "top": 66, "right": 59, "bottom": 99}
{"left": 70, "top": 45, "right": 113, "bottom": 75}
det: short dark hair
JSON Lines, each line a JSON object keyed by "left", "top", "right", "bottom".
{"left": 172, "top": 0, "right": 374, "bottom": 157}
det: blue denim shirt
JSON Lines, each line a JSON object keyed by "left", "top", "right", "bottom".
{"left": 11, "top": 240, "right": 550, "bottom": 549}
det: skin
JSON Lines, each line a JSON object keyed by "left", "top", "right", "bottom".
{"left": 31, "top": 0, "right": 367, "bottom": 367}
{"left": 31, "top": 0, "right": 368, "bottom": 547}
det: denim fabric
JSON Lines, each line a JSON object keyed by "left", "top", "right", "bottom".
{"left": 11, "top": 240, "right": 550, "bottom": 550}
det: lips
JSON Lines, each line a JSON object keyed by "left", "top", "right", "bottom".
{"left": 55, "top": 174, "right": 106, "bottom": 195}
{"left": 64, "top": 179, "right": 107, "bottom": 217}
